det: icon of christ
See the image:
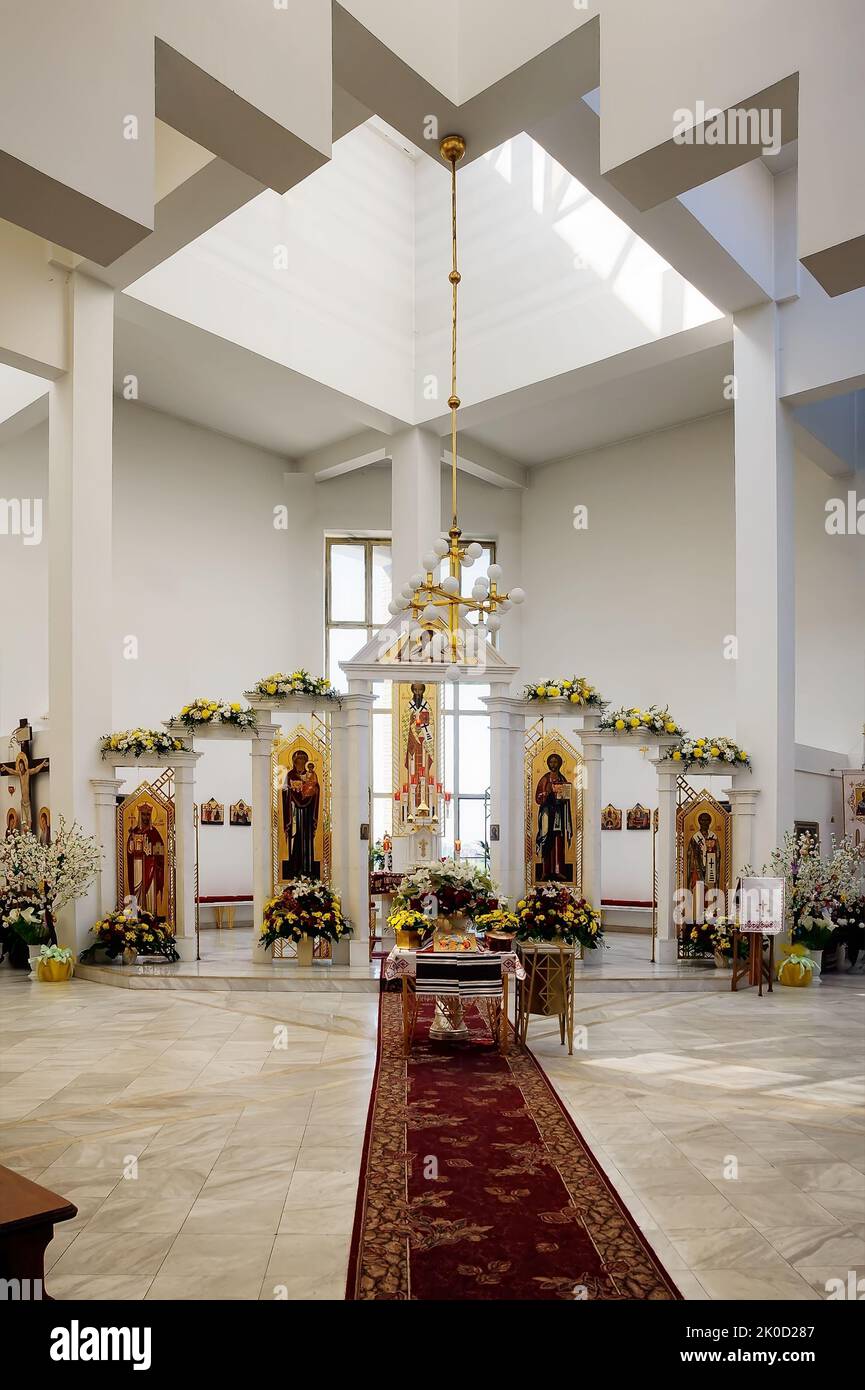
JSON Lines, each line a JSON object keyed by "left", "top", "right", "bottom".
{"left": 535, "top": 753, "right": 573, "bottom": 882}
{"left": 126, "top": 803, "right": 166, "bottom": 918}
{"left": 405, "top": 683, "right": 435, "bottom": 819}
{"left": 282, "top": 750, "right": 320, "bottom": 878}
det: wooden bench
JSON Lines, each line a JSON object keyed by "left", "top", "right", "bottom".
{"left": 0, "top": 1163, "right": 77, "bottom": 1299}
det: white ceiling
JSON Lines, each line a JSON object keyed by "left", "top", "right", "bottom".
{"left": 114, "top": 299, "right": 386, "bottom": 459}
{"left": 463, "top": 340, "right": 734, "bottom": 466}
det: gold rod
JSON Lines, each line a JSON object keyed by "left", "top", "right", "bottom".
{"left": 450, "top": 147, "right": 458, "bottom": 530}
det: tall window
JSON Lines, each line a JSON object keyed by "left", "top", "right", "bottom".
{"left": 325, "top": 536, "right": 495, "bottom": 865}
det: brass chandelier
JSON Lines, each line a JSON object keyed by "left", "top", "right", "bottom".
{"left": 387, "top": 134, "right": 525, "bottom": 661}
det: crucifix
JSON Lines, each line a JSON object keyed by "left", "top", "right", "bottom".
{"left": 1, "top": 718, "right": 49, "bottom": 836}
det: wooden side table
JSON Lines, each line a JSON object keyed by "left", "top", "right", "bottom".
{"left": 0, "top": 1164, "right": 77, "bottom": 1299}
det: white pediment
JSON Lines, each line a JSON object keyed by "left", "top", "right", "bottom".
{"left": 340, "top": 616, "right": 519, "bottom": 685}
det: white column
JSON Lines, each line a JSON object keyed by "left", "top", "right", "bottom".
{"left": 173, "top": 756, "right": 201, "bottom": 962}
{"left": 390, "top": 428, "right": 442, "bottom": 593}
{"left": 655, "top": 768, "right": 678, "bottom": 963}
{"left": 250, "top": 724, "right": 277, "bottom": 962}
{"left": 90, "top": 777, "right": 122, "bottom": 919}
{"left": 733, "top": 304, "right": 795, "bottom": 868}
{"left": 727, "top": 786, "right": 761, "bottom": 887}
{"left": 485, "top": 695, "right": 523, "bottom": 907}
{"left": 577, "top": 732, "right": 603, "bottom": 911}
{"left": 335, "top": 689, "right": 374, "bottom": 966}
{"left": 49, "top": 272, "right": 115, "bottom": 951}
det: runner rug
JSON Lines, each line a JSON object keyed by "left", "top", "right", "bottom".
{"left": 346, "top": 992, "right": 681, "bottom": 1300}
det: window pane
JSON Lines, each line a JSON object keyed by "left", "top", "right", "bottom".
{"left": 372, "top": 712, "right": 393, "bottom": 794}
{"left": 371, "top": 544, "right": 392, "bottom": 625}
{"left": 458, "top": 683, "right": 490, "bottom": 712}
{"left": 372, "top": 796, "right": 392, "bottom": 845}
{"left": 459, "top": 544, "right": 492, "bottom": 597}
{"left": 457, "top": 799, "right": 488, "bottom": 865}
{"left": 328, "top": 627, "right": 366, "bottom": 691}
{"left": 443, "top": 681, "right": 455, "bottom": 711}
{"left": 458, "top": 715, "right": 490, "bottom": 793}
{"left": 444, "top": 714, "right": 455, "bottom": 795}
{"left": 330, "top": 544, "right": 365, "bottom": 622}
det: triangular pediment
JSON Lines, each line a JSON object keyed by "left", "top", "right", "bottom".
{"left": 340, "top": 615, "right": 518, "bottom": 683}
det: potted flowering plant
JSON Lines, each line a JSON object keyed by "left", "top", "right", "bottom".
{"left": 81, "top": 905, "right": 180, "bottom": 963}
{"left": 524, "top": 677, "right": 602, "bottom": 707}
{"left": 387, "top": 906, "right": 429, "bottom": 950}
{"left": 476, "top": 906, "right": 519, "bottom": 951}
{"left": 0, "top": 821, "right": 101, "bottom": 967}
{"left": 3, "top": 902, "right": 49, "bottom": 973}
{"left": 260, "top": 877, "right": 351, "bottom": 966}
{"left": 753, "top": 830, "right": 864, "bottom": 971}
{"left": 600, "top": 705, "right": 682, "bottom": 736}
{"left": 706, "top": 915, "right": 748, "bottom": 967}
{"left": 679, "top": 919, "right": 715, "bottom": 960}
{"left": 393, "top": 859, "right": 497, "bottom": 924}
{"left": 515, "top": 884, "right": 604, "bottom": 949}
{"left": 36, "top": 944, "right": 75, "bottom": 982}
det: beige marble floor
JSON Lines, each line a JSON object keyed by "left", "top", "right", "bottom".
{"left": 0, "top": 969, "right": 862, "bottom": 1300}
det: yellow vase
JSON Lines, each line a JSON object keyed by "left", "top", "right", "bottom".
{"left": 778, "top": 956, "right": 814, "bottom": 988}
{"left": 36, "top": 959, "right": 74, "bottom": 983}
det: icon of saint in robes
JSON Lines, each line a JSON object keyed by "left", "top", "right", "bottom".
{"left": 405, "top": 683, "right": 434, "bottom": 818}
{"left": 282, "top": 751, "right": 320, "bottom": 878}
{"left": 535, "top": 753, "right": 573, "bottom": 881}
{"left": 686, "top": 811, "right": 721, "bottom": 916}
{"left": 126, "top": 803, "right": 166, "bottom": 917}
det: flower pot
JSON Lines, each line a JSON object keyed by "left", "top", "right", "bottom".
{"left": 295, "top": 935, "right": 314, "bottom": 967}
{"left": 27, "top": 944, "right": 42, "bottom": 975}
{"left": 395, "top": 927, "right": 422, "bottom": 949}
{"left": 485, "top": 931, "right": 515, "bottom": 953}
{"left": 36, "top": 959, "right": 74, "bottom": 983}
{"left": 714, "top": 951, "right": 732, "bottom": 969}
{"left": 121, "top": 946, "right": 138, "bottom": 966}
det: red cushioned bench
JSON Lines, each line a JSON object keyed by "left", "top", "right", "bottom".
{"left": 196, "top": 894, "right": 253, "bottom": 929}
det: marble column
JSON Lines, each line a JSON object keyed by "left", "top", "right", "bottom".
{"left": 49, "top": 272, "right": 114, "bottom": 951}
{"left": 336, "top": 688, "right": 374, "bottom": 966}
{"left": 173, "top": 755, "right": 202, "bottom": 962}
{"left": 733, "top": 304, "right": 795, "bottom": 868}
{"left": 655, "top": 767, "right": 679, "bottom": 963}
{"left": 90, "top": 777, "right": 122, "bottom": 920}
{"left": 249, "top": 723, "right": 278, "bottom": 962}
{"left": 575, "top": 717, "right": 603, "bottom": 910}
{"left": 389, "top": 428, "right": 443, "bottom": 594}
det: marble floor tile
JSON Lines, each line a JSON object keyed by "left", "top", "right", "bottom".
{"left": 51, "top": 1231, "right": 175, "bottom": 1278}
{"left": 146, "top": 1234, "right": 274, "bottom": 1300}
{"left": 262, "top": 1233, "right": 349, "bottom": 1300}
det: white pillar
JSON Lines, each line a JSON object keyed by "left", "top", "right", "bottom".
{"left": 577, "top": 733, "right": 603, "bottom": 910}
{"left": 727, "top": 786, "right": 761, "bottom": 886}
{"left": 733, "top": 304, "right": 795, "bottom": 868}
{"left": 485, "top": 695, "right": 523, "bottom": 907}
{"left": 655, "top": 768, "right": 678, "bottom": 963}
{"left": 335, "top": 689, "right": 374, "bottom": 966}
{"left": 390, "top": 428, "right": 442, "bottom": 593}
{"left": 90, "top": 777, "right": 122, "bottom": 919}
{"left": 173, "top": 756, "right": 201, "bottom": 962}
{"left": 250, "top": 724, "right": 278, "bottom": 962}
{"left": 49, "top": 272, "right": 115, "bottom": 951}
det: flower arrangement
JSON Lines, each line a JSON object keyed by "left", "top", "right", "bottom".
{"left": 393, "top": 859, "right": 498, "bottom": 919}
{"left": 4, "top": 903, "right": 49, "bottom": 945}
{"left": 80, "top": 906, "right": 180, "bottom": 962}
{"left": 101, "top": 729, "right": 186, "bottom": 759}
{"left": 0, "top": 822, "right": 101, "bottom": 948}
{"left": 387, "top": 906, "right": 430, "bottom": 948}
{"left": 36, "top": 943, "right": 75, "bottom": 982}
{"left": 679, "top": 919, "right": 715, "bottom": 958}
{"left": 514, "top": 885, "right": 604, "bottom": 949}
{"left": 750, "top": 830, "right": 864, "bottom": 947}
{"left": 253, "top": 670, "right": 340, "bottom": 704}
{"left": 666, "top": 735, "right": 750, "bottom": 768}
{"left": 39, "top": 944, "right": 74, "bottom": 964}
{"left": 524, "top": 677, "right": 602, "bottom": 706}
{"left": 777, "top": 942, "right": 820, "bottom": 988}
{"left": 476, "top": 907, "right": 519, "bottom": 935}
{"left": 259, "top": 877, "right": 351, "bottom": 949}
{"left": 172, "top": 699, "right": 257, "bottom": 730}
{"left": 600, "top": 705, "right": 682, "bottom": 735}
{"left": 706, "top": 915, "right": 749, "bottom": 961}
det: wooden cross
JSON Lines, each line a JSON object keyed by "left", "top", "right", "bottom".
{"left": 0, "top": 718, "right": 49, "bottom": 836}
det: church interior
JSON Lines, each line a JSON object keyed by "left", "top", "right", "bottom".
{"left": 0, "top": 0, "right": 864, "bottom": 1330}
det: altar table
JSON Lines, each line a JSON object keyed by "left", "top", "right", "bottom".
{"left": 383, "top": 947, "right": 525, "bottom": 1055}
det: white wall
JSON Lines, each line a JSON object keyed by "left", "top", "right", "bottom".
{"left": 520, "top": 411, "right": 864, "bottom": 899}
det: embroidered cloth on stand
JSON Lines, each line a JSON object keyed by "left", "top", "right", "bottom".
{"left": 414, "top": 951, "right": 503, "bottom": 998}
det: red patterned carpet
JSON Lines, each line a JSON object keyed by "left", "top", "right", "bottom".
{"left": 346, "top": 993, "right": 681, "bottom": 1300}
